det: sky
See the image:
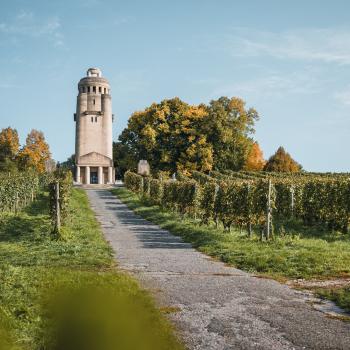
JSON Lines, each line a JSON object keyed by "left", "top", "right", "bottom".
{"left": 0, "top": 0, "right": 349, "bottom": 172}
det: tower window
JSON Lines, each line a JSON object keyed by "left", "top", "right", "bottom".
{"left": 99, "top": 87, "right": 102, "bottom": 93}
{"left": 95, "top": 116, "right": 97, "bottom": 122}
{"left": 82, "top": 87, "right": 86, "bottom": 93}
{"left": 93, "top": 86, "right": 96, "bottom": 93}
{"left": 93, "top": 99, "right": 95, "bottom": 105}
{"left": 87, "top": 86, "right": 90, "bottom": 93}
{"left": 91, "top": 117, "right": 93, "bottom": 122}
{"left": 104, "top": 88, "right": 106, "bottom": 94}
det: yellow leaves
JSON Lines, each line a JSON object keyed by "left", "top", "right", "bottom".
{"left": 244, "top": 142, "right": 266, "bottom": 171}
{"left": 18, "top": 129, "right": 51, "bottom": 173}
{"left": 188, "top": 135, "right": 195, "bottom": 143}
{"left": 158, "top": 123, "right": 170, "bottom": 133}
{"left": 197, "top": 136, "right": 207, "bottom": 146}
{"left": 122, "top": 97, "right": 215, "bottom": 173}
{"left": 229, "top": 97, "right": 246, "bottom": 115}
{"left": 141, "top": 125, "right": 157, "bottom": 140}
{"left": 0, "top": 127, "right": 20, "bottom": 159}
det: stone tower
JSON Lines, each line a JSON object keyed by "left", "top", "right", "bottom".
{"left": 74, "top": 68, "right": 114, "bottom": 184}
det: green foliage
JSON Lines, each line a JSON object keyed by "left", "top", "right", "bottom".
{"left": 113, "top": 142, "right": 138, "bottom": 179}
{"left": 114, "top": 187, "right": 350, "bottom": 280}
{"left": 317, "top": 287, "right": 350, "bottom": 313}
{"left": 0, "top": 189, "right": 183, "bottom": 350}
{"left": 124, "top": 171, "right": 144, "bottom": 193}
{"left": 198, "top": 181, "right": 218, "bottom": 224}
{"left": 149, "top": 178, "right": 163, "bottom": 204}
{"left": 116, "top": 96, "right": 259, "bottom": 175}
{"left": 125, "top": 169, "right": 350, "bottom": 237}
{"left": 49, "top": 169, "right": 73, "bottom": 235}
{"left": 162, "top": 180, "right": 199, "bottom": 216}
{"left": 118, "top": 98, "right": 213, "bottom": 175}
{"left": 0, "top": 171, "right": 39, "bottom": 214}
{"left": 192, "top": 170, "right": 215, "bottom": 185}
{"left": 214, "top": 179, "right": 273, "bottom": 230}
{"left": 60, "top": 154, "right": 75, "bottom": 173}
{"left": 264, "top": 146, "right": 302, "bottom": 172}
{"left": 0, "top": 127, "right": 20, "bottom": 171}
{"left": 204, "top": 96, "right": 259, "bottom": 171}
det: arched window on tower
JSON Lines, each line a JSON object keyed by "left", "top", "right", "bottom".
{"left": 104, "top": 88, "right": 106, "bottom": 94}
{"left": 91, "top": 117, "right": 93, "bottom": 122}
{"left": 93, "top": 86, "right": 96, "bottom": 93}
{"left": 87, "top": 86, "right": 90, "bottom": 93}
{"left": 99, "top": 87, "right": 102, "bottom": 93}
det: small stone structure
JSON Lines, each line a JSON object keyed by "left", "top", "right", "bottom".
{"left": 74, "top": 68, "right": 115, "bottom": 184}
{"left": 137, "top": 160, "right": 150, "bottom": 176}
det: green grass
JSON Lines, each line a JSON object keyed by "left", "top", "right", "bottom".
{"left": 112, "top": 188, "right": 350, "bottom": 281}
{"left": 0, "top": 189, "right": 184, "bottom": 350}
{"left": 317, "top": 287, "right": 350, "bottom": 313}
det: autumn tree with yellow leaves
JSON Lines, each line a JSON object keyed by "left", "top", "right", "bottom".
{"left": 264, "top": 146, "right": 301, "bottom": 172}
{"left": 0, "top": 127, "right": 20, "bottom": 171}
{"left": 243, "top": 142, "right": 266, "bottom": 171}
{"left": 115, "top": 96, "right": 259, "bottom": 176}
{"left": 205, "top": 97, "right": 259, "bottom": 171}
{"left": 18, "top": 129, "right": 51, "bottom": 173}
{"left": 117, "top": 98, "right": 213, "bottom": 175}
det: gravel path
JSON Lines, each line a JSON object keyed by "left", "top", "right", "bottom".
{"left": 86, "top": 189, "right": 350, "bottom": 350}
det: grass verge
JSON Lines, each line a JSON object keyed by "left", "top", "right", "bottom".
{"left": 0, "top": 189, "right": 184, "bottom": 350}
{"left": 316, "top": 287, "right": 350, "bottom": 313}
{"left": 111, "top": 188, "right": 350, "bottom": 282}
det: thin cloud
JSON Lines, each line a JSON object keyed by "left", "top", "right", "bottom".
{"left": 334, "top": 87, "right": 350, "bottom": 106}
{"left": 228, "top": 27, "right": 350, "bottom": 65}
{"left": 211, "top": 72, "right": 321, "bottom": 100}
{"left": 0, "top": 10, "right": 64, "bottom": 47}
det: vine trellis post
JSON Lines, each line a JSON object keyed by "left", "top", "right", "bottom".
{"left": 55, "top": 182, "right": 61, "bottom": 231}
{"left": 266, "top": 179, "right": 272, "bottom": 240}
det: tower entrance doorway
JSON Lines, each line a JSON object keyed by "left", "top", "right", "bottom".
{"left": 90, "top": 172, "right": 98, "bottom": 184}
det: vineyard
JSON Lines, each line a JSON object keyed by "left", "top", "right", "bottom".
{"left": 124, "top": 170, "right": 350, "bottom": 238}
{"left": 0, "top": 171, "right": 40, "bottom": 214}
{"left": 0, "top": 169, "right": 73, "bottom": 237}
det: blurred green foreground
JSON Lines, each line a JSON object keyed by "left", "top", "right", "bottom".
{"left": 0, "top": 189, "right": 183, "bottom": 350}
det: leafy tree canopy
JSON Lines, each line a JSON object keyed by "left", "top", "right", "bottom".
{"left": 205, "top": 97, "right": 259, "bottom": 171}
{"left": 115, "top": 96, "right": 259, "bottom": 175}
{"left": 118, "top": 98, "right": 213, "bottom": 175}
{"left": 264, "top": 146, "right": 302, "bottom": 172}
{"left": 243, "top": 142, "right": 266, "bottom": 171}
{"left": 18, "top": 129, "right": 51, "bottom": 173}
{"left": 0, "top": 127, "right": 20, "bottom": 171}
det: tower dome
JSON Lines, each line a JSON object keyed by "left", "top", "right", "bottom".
{"left": 87, "top": 67, "right": 102, "bottom": 77}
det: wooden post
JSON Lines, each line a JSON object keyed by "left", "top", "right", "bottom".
{"left": 266, "top": 179, "right": 272, "bottom": 240}
{"left": 15, "top": 192, "right": 18, "bottom": 214}
{"left": 55, "top": 182, "right": 61, "bottom": 231}
{"left": 248, "top": 222, "right": 252, "bottom": 238}
{"left": 247, "top": 183, "right": 252, "bottom": 238}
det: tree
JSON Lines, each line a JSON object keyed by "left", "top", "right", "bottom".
{"left": 243, "top": 142, "right": 266, "bottom": 171}
{"left": 117, "top": 98, "right": 213, "bottom": 175}
{"left": 0, "top": 127, "right": 20, "bottom": 172}
{"left": 264, "top": 146, "right": 301, "bottom": 172}
{"left": 60, "top": 154, "right": 75, "bottom": 173}
{"left": 204, "top": 97, "right": 259, "bottom": 171}
{"left": 18, "top": 129, "right": 51, "bottom": 173}
{"left": 113, "top": 142, "right": 138, "bottom": 179}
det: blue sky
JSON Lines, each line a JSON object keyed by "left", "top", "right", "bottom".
{"left": 0, "top": 0, "right": 349, "bottom": 171}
